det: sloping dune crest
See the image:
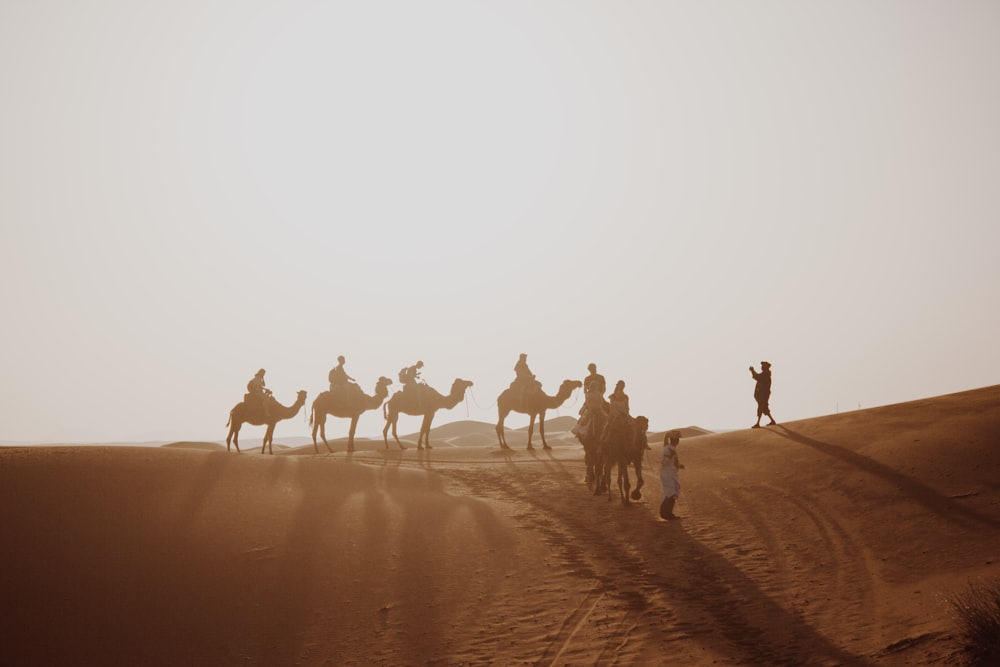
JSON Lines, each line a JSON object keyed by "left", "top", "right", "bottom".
{"left": 0, "top": 385, "right": 997, "bottom": 665}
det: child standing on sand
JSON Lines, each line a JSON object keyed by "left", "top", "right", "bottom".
{"left": 659, "top": 430, "right": 683, "bottom": 520}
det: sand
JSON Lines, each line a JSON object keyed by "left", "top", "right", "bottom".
{"left": 2, "top": 385, "right": 998, "bottom": 665}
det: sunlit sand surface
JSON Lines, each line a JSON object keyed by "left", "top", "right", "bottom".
{"left": 2, "top": 385, "right": 998, "bottom": 665}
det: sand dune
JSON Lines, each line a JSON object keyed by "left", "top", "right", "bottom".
{"left": 1, "top": 385, "right": 998, "bottom": 665}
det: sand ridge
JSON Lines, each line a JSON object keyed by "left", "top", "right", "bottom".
{"left": 1, "top": 385, "right": 998, "bottom": 665}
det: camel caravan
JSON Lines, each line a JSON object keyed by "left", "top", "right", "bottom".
{"left": 225, "top": 356, "right": 651, "bottom": 505}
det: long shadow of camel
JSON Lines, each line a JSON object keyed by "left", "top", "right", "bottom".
{"left": 482, "top": 458, "right": 872, "bottom": 665}
{"left": 770, "top": 424, "right": 1000, "bottom": 531}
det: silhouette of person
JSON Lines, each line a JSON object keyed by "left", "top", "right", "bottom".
{"left": 400, "top": 360, "right": 424, "bottom": 393}
{"left": 514, "top": 353, "right": 534, "bottom": 384}
{"left": 583, "top": 363, "right": 606, "bottom": 397}
{"left": 512, "top": 353, "right": 540, "bottom": 401}
{"left": 328, "top": 355, "right": 355, "bottom": 392}
{"left": 608, "top": 380, "right": 630, "bottom": 418}
{"left": 246, "top": 368, "right": 270, "bottom": 417}
{"left": 749, "top": 361, "right": 777, "bottom": 428}
{"left": 601, "top": 379, "right": 634, "bottom": 442}
{"left": 574, "top": 363, "right": 608, "bottom": 438}
{"left": 659, "top": 430, "right": 683, "bottom": 520}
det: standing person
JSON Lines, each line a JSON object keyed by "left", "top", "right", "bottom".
{"left": 749, "top": 361, "right": 777, "bottom": 428}
{"left": 328, "top": 355, "right": 355, "bottom": 392}
{"left": 659, "top": 430, "right": 683, "bottom": 520}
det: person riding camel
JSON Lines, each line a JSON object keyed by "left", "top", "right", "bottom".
{"left": 573, "top": 363, "right": 608, "bottom": 439}
{"left": 584, "top": 363, "right": 606, "bottom": 397}
{"left": 608, "top": 380, "right": 630, "bottom": 420}
{"left": 328, "top": 355, "right": 356, "bottom": 393}
{"left": 246, "top": 368, "right": 271, "bottom": 418}
{"left": 511, "top": 353, "right": 541, "bottom": 402}
{"left": 399, "top": 360, "right": 424, "bottom": 394}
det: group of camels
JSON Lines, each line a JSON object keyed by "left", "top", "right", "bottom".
{"left": 224, "top": 372, "right": 651, "bottom": 506}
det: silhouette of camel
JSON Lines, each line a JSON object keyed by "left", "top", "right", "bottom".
{"left": 382, "top": 379, "right": 474, "bottom": 450}
{"left": 226, "top": 390, "right": 308, "bottom": 455}
{"left": 577, "top": 408, "right": 610, "bottom": 495}
{"left": 310, "top": 376, "right": 393, "bottom": 454}
{"left": 604, "top": 415, "right": 649, "bottom": 505}
{"left": 495, "top": 379, "right": 582, "bottom": 450}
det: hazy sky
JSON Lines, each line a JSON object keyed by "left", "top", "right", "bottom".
{"left": 2, "top": 1, "right": 998, "bottom": 443}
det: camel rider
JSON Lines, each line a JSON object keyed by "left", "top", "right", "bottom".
{"left": 608, "top": 380, "right": 630, "bottom": 420}
{"left": 603, "top": 380, "right": 632, "bottom": 439}
{"left": 573, "top": 363, "right": 608, "bottom": 439}
{"left": 246, "top": 368, "right": 271, "bottom": 417}
{"left": 584, "top": 363, "right": 606, "bottom": 396}
{"left": 399, "top": 360, "right": 423, "bottom": 393}
{"left": 329, "top": 355, "right": 356, "bottom": 393}
{"left": 511, "top": 353, "right": 541, "bottom": 401}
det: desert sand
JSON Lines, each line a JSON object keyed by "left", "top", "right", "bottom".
{"left": 2, "top": 385, "right": 998, "bottom": 665}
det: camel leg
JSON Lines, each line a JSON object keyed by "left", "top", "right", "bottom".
{"left": 319, "top": 420, "right": 333, "bottom": 454}
{"left": 386, "top": 415, "right": 405, "bottom": 450}
{"left": 348, "top": 418, "right": 358, "bottom": 453}
{"left": 227, "top": 424, "right": 241, "bottom": 453}
{"left": 311, "top": 415, "right": 323, "bottom": 454}
{"left": 584, "top": 446, "right": 594, "bottom": 489}
{"left": 539, "top": 412, "right": 550, "bottom": 450}
{"left": 496, "top": 408, "right": 511, "bottom": 449}
{"left": 620, "top": 462, "right": 631, "bottom": 506}
{"left": 262, "top": 424, "right": 276, "bottom": 455}
{"left": 526, "top": 415, "right": 535, "bottom": 450}
{"left": 631, "top": 461, "right": 644, "bottom": 501}
{"left": 419, "top": 415, "right": 433, "bottom": 449}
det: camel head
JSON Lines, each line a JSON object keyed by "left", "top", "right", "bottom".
{"left": 451, "top": 378, "right": 474, "bottom": 396}
{"left": 635, "top": 415, "right": 649, "bottom": 431}
{"left": 559, "top": 379, "right": 584, "bottom": 395}
{"left": 295, "top": 390, "right": 308, "bottom": 404}
{"left": 376, "top": 376, "right": 393, "bottom": 389}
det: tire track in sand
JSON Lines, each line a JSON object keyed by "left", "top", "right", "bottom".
{"left": 436, "top": 463, "right": 869, "bottom": 665}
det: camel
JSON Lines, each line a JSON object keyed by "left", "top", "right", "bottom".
{"left": 495, "top": 379, "right": 582, "bottom": 450}
{"left": 226, "top": 390, "right": 308, "bottom": 455}
{"left": 604, "top": 415, "right": 650, "bottom": 505}
{"left": 576, "top": 406, "right": 610, "bottom": 495}
{"left": 382, "top": 379, "right": 474, "bottom": 450}
{"left": 310, "top": 377, "right": 393, "bottom": 453}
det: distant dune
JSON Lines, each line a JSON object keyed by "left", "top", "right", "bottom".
{"left": 1, "top": 385, "right": 998, "bottom": 665}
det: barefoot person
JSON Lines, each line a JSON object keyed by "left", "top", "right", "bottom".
{"left": 659, "top": 430, "right": 683, "bottom": 520}
{"left": 749, "top": 361, "right": 777, "bottom": 428}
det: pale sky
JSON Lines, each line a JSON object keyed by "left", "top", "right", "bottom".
{"left": 2, "top": 1, "right": 998, "bottom": 443}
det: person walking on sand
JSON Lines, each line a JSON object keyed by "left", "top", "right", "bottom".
{"left": 749, "top": 361, "right": 777, "bottom": 428}
{"left": 659, "top": 430, "right": 683, "bottom": 520}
